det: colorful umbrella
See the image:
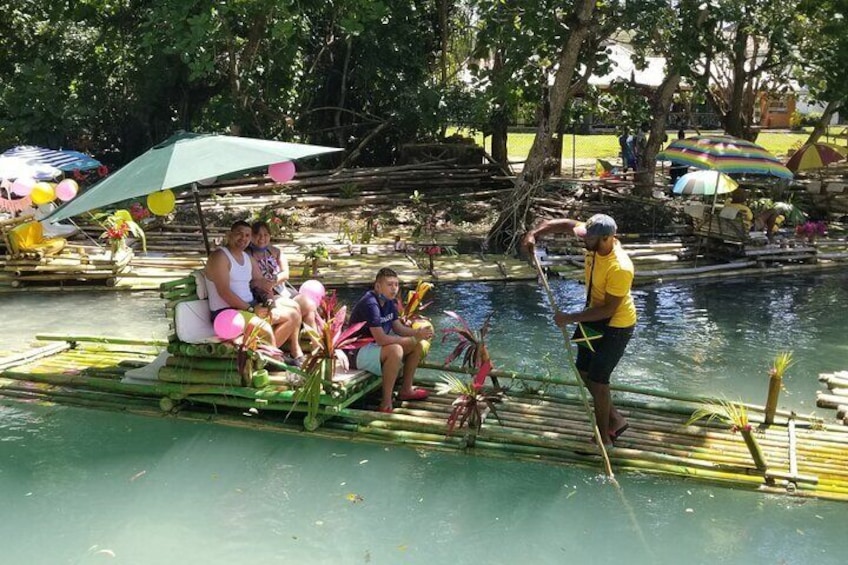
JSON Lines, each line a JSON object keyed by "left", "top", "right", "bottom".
{"left": 47, "top": 132, "right": 341, "bottom": 253}
{"left": 657, "top": 135, "right": 793, "bottom": 179}
{"left": 595, "top": 159, "right": 617, "bottom": 178}
{"left": 673, "top": 170, "right": 739, "bottom": 196}
{"left": 0, "top": 155, "right": 61, "bottom": 181}
{"left": 785, "top": 142, "right": 847, "bottom": 172}
{"left": 2, "top": 145, "right": 102, "bottom": 173}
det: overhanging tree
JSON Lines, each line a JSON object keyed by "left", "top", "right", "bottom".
{"left": 484, "top": 0, "right": 611, "bottom": 253}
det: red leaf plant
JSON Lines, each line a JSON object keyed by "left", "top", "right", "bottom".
{"left": 288, "top": 292, "right": 373, "bottom": 427}
{"left": 436, "top": 310, "right": 504, "bottom": 442}
{"left": 303, "top": 291, "right": 373, "bottom": 372}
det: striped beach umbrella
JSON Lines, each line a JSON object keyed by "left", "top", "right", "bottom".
{"left": 1, "top": 145, "right": 102, "bottom": 172}
{"left": 0, "top": 155, "right": 61, "bottom": 180}
{"left": 672, "top": 170, "right": 739, "bottom": 196}
{"left": 657, "top": 135, "right": 793, "bottom": 179}
{"left": 785, "top": 142, "right": 847, "bottom": 172}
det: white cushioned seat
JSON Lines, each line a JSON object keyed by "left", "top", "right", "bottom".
{"left": 175, "top": 299, "right": 220, "bottom": 344}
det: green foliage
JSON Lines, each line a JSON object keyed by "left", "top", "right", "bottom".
{"left": 302, "top": 242, "right": 329, "bottom": 261}
{"left": 793, "top": 0, "right": 848, "bottom": 109}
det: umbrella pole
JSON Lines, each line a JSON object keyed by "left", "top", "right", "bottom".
{"left": 192, "top": 183, "right": 212, "bottom": 256}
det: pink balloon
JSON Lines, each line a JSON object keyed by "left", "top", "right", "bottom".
{"left": 268, "top": 161, "right": 296, "bottom": 183}
{"left": 213, "top": 309, "right": 246, "bottom": 340}
{"left": 11, "top": 177, "right": 36, "bottom": 197}
{"left": 299, "top": 279, "right": 326, "bottom": 306}
{"left": 55, "top": 179, "right": 79, "bottom": 201}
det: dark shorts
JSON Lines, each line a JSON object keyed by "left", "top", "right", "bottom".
{"left": 573, "top": 322, "right": 635, "bottom": 385}
{"left": 210, "top": 302, "right": 256, "bottom": 323}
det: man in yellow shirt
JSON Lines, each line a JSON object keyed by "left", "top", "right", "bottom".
{"left": 523, "top": 214, "right": 636, "bottom": 449}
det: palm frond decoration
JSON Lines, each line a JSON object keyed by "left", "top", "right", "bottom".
{"left": 687, "top": 398, "right": 750, "bottom": 433}
{"left": 770, "top": 351, "right": 794, "bottom": 381}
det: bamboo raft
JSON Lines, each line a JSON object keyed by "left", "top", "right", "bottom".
{"left": 818, "top": 371, "right": 848, "bottom": 426}
{"left": 1, "top": 335, "right": 847, "bottom": 502}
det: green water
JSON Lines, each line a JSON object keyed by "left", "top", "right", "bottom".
{"left": 1, "top": 273, "right": 847, "bottom": 564}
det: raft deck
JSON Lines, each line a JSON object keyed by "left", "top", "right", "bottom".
{"left": 2, "top": 337, "right": 847, "bottom": 503}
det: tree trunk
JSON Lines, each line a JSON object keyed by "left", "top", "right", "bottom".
{"left": 634, "top": 72, "right": 681, "bottom": 195}
{"left": 724, "top": 29, "right": 749, "bottom": 138}
{"left": 489, "top": 49, "right": 509, "bottom": 168}
{"left": 805, "top": 100, "right": 842, "bottom": 145}
{"left": 486, "top": 0, "right": 597, "bottom": 253}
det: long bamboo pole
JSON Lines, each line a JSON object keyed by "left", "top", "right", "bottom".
{"left": 530, "top": 252, "right": 615, "bottom": 480}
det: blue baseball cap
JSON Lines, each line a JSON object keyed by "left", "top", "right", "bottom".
{"left": 573, "top": 214, "right": 617, "bottom": 238}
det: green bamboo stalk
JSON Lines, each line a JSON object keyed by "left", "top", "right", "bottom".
{"left": 159, "top": 276, "right": 195, "bottom": 290}
{"left": 158, "top": 366, "right": 241, "bottom": 386}
{"left": 165, "top": 357, "right": 238, "bottom": 372}
{"left": 418, "top": 364, "right": 814, "bottom": 423}
{"left": 35, "top": 334, "right": 169, "bottom": 347}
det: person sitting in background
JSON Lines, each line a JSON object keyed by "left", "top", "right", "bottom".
{"left": 723, "top": 189, "right": 754, "bottom": 231}
{"left": 248, "top": 220, "right": 318, "bottom": 331}
{"left": 754, "top": 202, "right": 794, "bottom": 243}
{"left": 347, "top": 267, "right": 434, "bottom": 413}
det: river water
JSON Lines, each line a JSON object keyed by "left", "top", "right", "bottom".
{"left": 1, "top": 273, "right": 847, "bottom": 564}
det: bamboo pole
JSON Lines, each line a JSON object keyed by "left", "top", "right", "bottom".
{"left": 529, "top": 252, "right": 615, "bottom": 479}
{"left": 35, "top": 334, "right": 169, "bottom": 347}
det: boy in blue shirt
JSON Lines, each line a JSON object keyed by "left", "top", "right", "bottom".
{"left": 349, "top": 267, "right": 434, "bottom": 412}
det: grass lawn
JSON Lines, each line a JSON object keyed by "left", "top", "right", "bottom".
{"left": 453, "top": 128, "right": 843, "bottom": 163}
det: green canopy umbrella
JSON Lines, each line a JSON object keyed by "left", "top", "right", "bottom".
{"left": 47, "top": 132, "right": 341, "bottom": 253}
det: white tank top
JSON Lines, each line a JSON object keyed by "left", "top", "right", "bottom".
{"left": 207, "top": 247, "right": 254, "bottom": 311}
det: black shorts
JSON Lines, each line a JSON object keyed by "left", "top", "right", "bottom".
{"left": 573, "top": 323, "right": 634, "bottom": 385}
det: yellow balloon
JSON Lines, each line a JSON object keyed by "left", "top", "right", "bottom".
{"left": 114, "top": 209, "right": 132, "bottom": 223}
{"left": 31, "top": 182, "right": 57, "bottom": 205}
{"left": 147, "top": 189, "right": 176, "bottom": 216}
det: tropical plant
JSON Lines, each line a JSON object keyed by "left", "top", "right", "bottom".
{"left": 303, "top": 292, "right": 373, "bottom": 371}
{"left": 96, "top": 209, "right": 147, "bottom": 252}
{"left": 435, "top": 373, "right": 503, "bottom": 442}
{"left": 795, "top": 221, "right": 827, "bottom": 238}
{"left": 396, "top": 280, "right": 434, "bottom": 324}
{"left": 442, "top": 310, "right": 498, "bottom": 390}
{"left": 291, "top": 292, "right": 373, "bottom": 428}
{"left": 233, "top": 313, "right": 283, "bottom": 387}
{"left": 301, "top": 242, "right": 330, "bottom": 277}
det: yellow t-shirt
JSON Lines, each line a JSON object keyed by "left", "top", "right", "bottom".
{"left": 724, "top": 202, "right": 754, "bottom": 230}
{"left": 584, "top": 241, "right": 637, "bottom": 328}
